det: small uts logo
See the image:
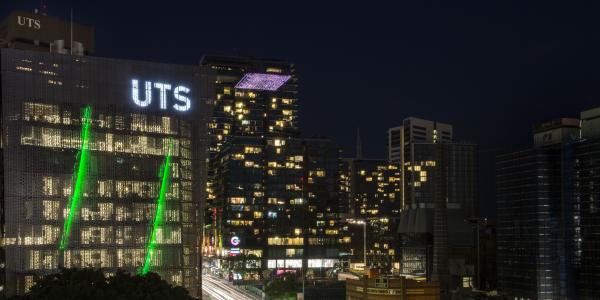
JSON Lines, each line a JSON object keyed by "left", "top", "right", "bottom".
{"left": 17, "top": 16, "right": 41, "bottom": 30}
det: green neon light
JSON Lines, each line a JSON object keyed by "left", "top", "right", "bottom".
{"left": 140, "top": 141, "right": 173, "bottom": 275}
{"left": 60, "top": 106, "right": 92, "bottom": 251}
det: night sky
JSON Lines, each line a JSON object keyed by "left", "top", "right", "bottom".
{"left": 2, "top": 1, "right": 599, "bottom": 217}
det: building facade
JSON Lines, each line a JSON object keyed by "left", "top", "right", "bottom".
{"left": 201, "top": 55, "right": 347, "bottom": 281}
{"left": 572, "top": 108, "right": 600, "bottom": 300}
{"left": 496, "top": 117, "right": 581, "bottom": 300}
{"left": 390, "top": 118, "right": 477, "bottom": 299}
{"left": 339, "top": 158, "right": 402, "bottom": 269}
{"left": 346, "top": 276, "right": 439, "bottom": 300}
{"left": 0, "top": 48, "right": 210, "bottom": 296}
{"left": 0, "top": 10, "right": 94, "bottom": 55}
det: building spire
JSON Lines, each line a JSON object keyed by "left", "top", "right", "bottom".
{"left": 356, "top": 127, "right": 363, "bottom": 159}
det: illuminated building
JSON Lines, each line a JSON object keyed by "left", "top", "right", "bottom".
{"left": 339, "top": 158, "right": 401, "bottom": 268}
{"left": 0, "top": 10, "right": 94, "bottom": 55}
{"left": 199, "top": 55, "right": 299, "bottom": 156}
{"left": 200, "top": 55, "right": 346, "bottom": 280}
{"left": 389, "top": 118, "right": 477, "bottom": 299}
{"left": 0, "top": 48, "right": 210, "bottom": 296}
{"left": 210, "top": 136, "right": 345, "bottom": 280}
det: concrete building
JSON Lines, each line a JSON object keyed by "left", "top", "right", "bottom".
{"left": 0, "top": 10, "right": 94, "bottom": 55}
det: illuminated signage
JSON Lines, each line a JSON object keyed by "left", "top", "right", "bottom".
{"left": 230, "top": 236, "right": 240, "bottom": 246}
{"left": 17, "top": 16, "right": 41, "bottom": 30}
{"left": 131, "top": 79, "right": 191, "bottom": 112}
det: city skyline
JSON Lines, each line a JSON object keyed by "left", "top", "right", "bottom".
{"left": 0, "top": 1, "right": 598, "bottom": 300}
{"left": 2, "top": 1, "right": 597, "bottom": 218}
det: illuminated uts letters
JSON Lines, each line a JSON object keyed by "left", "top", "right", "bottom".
{"left": 131, "top": 79, "right": 191, "bottom": 112}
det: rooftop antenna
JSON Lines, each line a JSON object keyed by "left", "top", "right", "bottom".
{"left": 70, "top": 8, "right": 73, "bottom": 55}
{"left": 356, "top": 128, "right": 363, "bottom": 159}
{"left": 39, "top": 0, "right": 48, "bottom": 15}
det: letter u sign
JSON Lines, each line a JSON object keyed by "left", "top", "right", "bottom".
{"left": 131, "top": 79, "right": 191, "bottom": 112}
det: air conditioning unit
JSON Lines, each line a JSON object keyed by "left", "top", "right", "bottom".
{"left": 50, "top": 40, "right": 67, "bottom": 54}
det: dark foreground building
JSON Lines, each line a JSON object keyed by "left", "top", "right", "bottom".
{"left": 0, "top": 48, "right": 211, "bottom": 296}
{"left": 496, "top": 109, "right": 600, "bottom": 300}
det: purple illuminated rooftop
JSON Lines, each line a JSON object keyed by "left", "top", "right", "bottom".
{"left": 235, "top": 73, "right": 292, "bottom": 91}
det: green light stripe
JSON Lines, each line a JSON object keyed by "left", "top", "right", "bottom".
{"left": 140, "top": 141, "right": 173, "bottom": 275}
{"left": 60, "top": 106, "right": 92, "bottom": 251}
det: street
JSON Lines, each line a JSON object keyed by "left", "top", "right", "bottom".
{"left": 202, "top": 275, "right": 261, "bottom": 300}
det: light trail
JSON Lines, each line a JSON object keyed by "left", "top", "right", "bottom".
{"left": 202, "top": 275, "right": 260, "bottom": 300}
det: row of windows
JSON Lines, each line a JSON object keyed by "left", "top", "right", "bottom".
{"left": 22, "top": 126, "right": 186, "bottom": 157}
{"left": 18, "top": 225, "right": 182, "bottom": 246}
{"left": 27, "top": 248, "right": 182, "bottom": 270}
{"left": 23, "top": 103, "right": 184, "bottom": 135}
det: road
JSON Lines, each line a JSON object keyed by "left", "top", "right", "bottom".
{"left": 202, "top": 275, "right": 261, "bottom": 300}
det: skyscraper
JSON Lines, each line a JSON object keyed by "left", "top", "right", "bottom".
{"left": 201, "top": 56, "right": 347, "bottom": 282}
{"left": 391, "top": 118, "right": 477, "bottom": 298}
{"left": 339, "top": 158, "right": 401, "bottom": 268}
{"left": 572, "top": 107, "right": 600, "bottom": 300}
{"left": 496, "top": 118, "right": 580, "bottom": 300}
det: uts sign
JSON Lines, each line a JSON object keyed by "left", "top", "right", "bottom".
{"left": 17, "top": 15, "right": 41, "bottom": 30}
{"left": 131, "top": 79, "right": 191, "bottom": 112}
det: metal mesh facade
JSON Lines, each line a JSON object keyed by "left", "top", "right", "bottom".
{"left": 0, "top": 48, "right": 210, "bottom": 296}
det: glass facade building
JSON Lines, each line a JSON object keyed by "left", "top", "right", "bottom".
{"left": 496, "top": 118, "right": 581, "bottom": 300}
{"left": 574, "top": 139, "right": 600, "bottom": 300}
{"left": 496, "top": 147, "right": 564, "bottom": 300}
{"left": 0, "top": 48, "right": 210, "bottom": 296}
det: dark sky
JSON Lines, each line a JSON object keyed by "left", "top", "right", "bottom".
{"left": 2, "top": 1, "right": 599, "bottom": 217}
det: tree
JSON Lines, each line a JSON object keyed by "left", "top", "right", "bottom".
{"left": 4, "top": 268, "right": 193, "bottom": 300}
{"left": 263, "top": 273, "right": 298, "bottom": 300}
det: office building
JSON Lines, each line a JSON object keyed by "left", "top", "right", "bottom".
{"left": 496, "top": 118, "right": 580, "bottom": 300}
{"left": 339, "top": 158, "right": 401, "bottom": 268}
{"left": 573, "top": 108, "right": 600, "bottom": 300}
{"left": 387, "top": 117, "right": 452, "bottom": 165}
{"left": 208, "top": 136, "right": 347, "bottom": 280}
{"left": 0, "top": 10, "right": 94, "bottom": 55}
{"left": 0, "top": 47, "right": 210, "bottom": 296}
{"left": 390, "top": 118, "right": 477, "bottom": 299}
